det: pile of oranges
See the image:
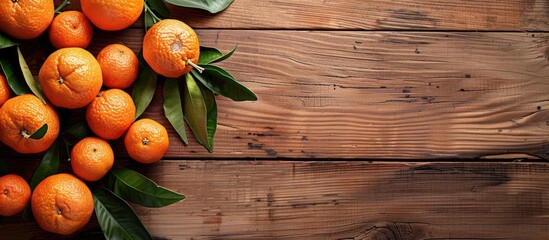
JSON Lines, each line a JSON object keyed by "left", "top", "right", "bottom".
{"left": 0, "top": 0, "right": 201, "bottom": 236}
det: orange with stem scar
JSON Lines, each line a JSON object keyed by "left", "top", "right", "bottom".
{"left": 142, "top": 19, "right": 203, "bottom": 78}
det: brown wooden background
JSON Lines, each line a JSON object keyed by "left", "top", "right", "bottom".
{"left": 2, "top": 0, "right": 549, "bottom": 239}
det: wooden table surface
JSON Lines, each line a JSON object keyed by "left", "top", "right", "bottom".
{"left": 2, "top": 0, "right": 549, "bottom": 239}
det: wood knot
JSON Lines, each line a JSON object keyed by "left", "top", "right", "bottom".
{"left": 356, "top": 222, "right": 430, "bottom": 240}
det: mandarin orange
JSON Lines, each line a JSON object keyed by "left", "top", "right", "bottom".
{"left": 96, "top": 44, "right": 139, "bottom": 89}
{"left": 0, "top": 174, "right": 31, "bottom": 217}
{"left": 49, "top": 11, "right": 94, "bottom": 49}
{"left": 0, "top": 0, "right": 54, "bottom": 39}
{"left": 38, "top": 47, "right": 102, "bottom": 109}
{"left": 0, "top": 94, "right": 60, "bottom": 154}
{"left": 71, "top": 137, "right": 114, "bottom": 182}
{"left": 0, "top": 73, "right": 10, "bottom": 106}
{"left": 143, "top": 19, "right": 201, "bottom": 78}
{"left": 31, "top": 173, "right": 94, "bottom": 235}
{"left": 81, "top": 0, "right": 144, "bottom": 31}
{"left": 86, "top": 89, "right": 136, "bottom": 140}
{"left": 124, "top": 119, "right": 169, "bottom": 164}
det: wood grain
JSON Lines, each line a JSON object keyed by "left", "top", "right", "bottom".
{"left": 2, "top": 161, "right": 549, "bottom": 239}
{"left": 2, "top": 1, "right": 547, "bottom": 240}
{"left": 58, "top": 0, "right": 549, "bottom": 30}
{"left": 21, "top": 29, "right": 548, "bottom": 159}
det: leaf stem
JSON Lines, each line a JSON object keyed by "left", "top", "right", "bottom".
{"left": 20, "top": 129, "right": 30, "bottom": 139}
{"left": 54, "top": 0, "right": 71, "bottom": 14}
{"left": 186, "top": 59, "right": 204, "bottom": 73}
{"left": 144, "top": 3, "right": 162, "bottom": 23}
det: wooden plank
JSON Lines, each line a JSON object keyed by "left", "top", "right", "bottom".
{"left": 2, "top": 161, "right": 549, "bottom": 239}
{"left": 127, "top": 30, "right": 549, "bottom": 159}
{"left": 169, "top": 0, "right": 549, "bottom": 31}
{"left": 58, "top": 0, "right": 549, "bottom": 30}
{"left": 12, "top": 30, "right": 549, "bottom": 159}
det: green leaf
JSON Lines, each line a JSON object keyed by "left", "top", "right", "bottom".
{"left": 29, "top": 141, "right": 59, "bottom": 189}
{"left": 210, "top": 46, "right": 236, "bottom": 64}
{"left": 144, "top": 10, "right": 156, "bottom": 31}
{"left": 17, "top": 47, "right": 46, "bottom": 103}
{"left": 198, "top": 47, "right": 222, "bottom": 65}
{"left": 63, "top": 121, "right": 91, "bottom": 141}
{"left": 107, "top": 168, "right": 185, "bottom": 208}
{"left": 54, "top": 0, "right": 71, "bottom": 14}
{"left": 22, "top": 205, "right": 33, "bottom": 220}
{"left": 137, "top": 50, "right": 146, "bottom": 68}
{"left": 144, "top": 0, "right": 165, "bottom": 31}
{"left": 133, "top": 65, "right": 157, "bottom": 119}
{"left": 0, "top": 32, "right": 18, "bottom": 50}
{"left": 183, "top": 74, "right": 209, "bottom": 148}
{"left": 23, "top": 141, "right": 60, "bottom": 219}
{"left": 198, "top": 46, "right": 236, "bottom": 65}
{"left": 145, "top": 0, "right": 170, "bottom": 18}
{"left": 28, "top": 124, "right": 48, "bottom": 140}
{"left": 165, "top": 0, "right": 234, "bottom": 13}
{"left": 93, "top": 188, "right": 152, "bottom": 240}
{"left": 0, "top": 48, "right": 31, "bottom": 95}
{"left": 163, "top": 78, "right": 188, "bottom": 144}
{"left": 62, "top": 121, "right": 91, "bottom": 161}
{"left": 199, "top": 85, "right": 217, "bottom": 152}
{"left": 191, "top": 65, "right": 257, "bottom": 101}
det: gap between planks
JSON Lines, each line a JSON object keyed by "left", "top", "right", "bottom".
{"left": 3, "top": 161, "right": 549, "bottom": 239}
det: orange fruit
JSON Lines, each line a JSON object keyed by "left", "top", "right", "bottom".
{"left": 49, "top": 11, "right": 94, "bottom": 49}
{"left": 86, "top": 89, "right": 136, "bottom": 140}
{"left": 124, "top": 119, "right": 169, "bottom": 164}
{"left": 143, "top": 19, "right": 201, "bottom": 78}
{"left": 38, "top": 47, "right": 103, "bottom": 109}
{"left": 0, "top": 94, "right": 60, "bottom": 154}
{"left": 81, "top": 0, "right": 144, "bottom": 31}
{"left": 96, "top": 44, "right": 139, "bottom": 89}
{"left": 71, "top": 137, "right": 114, "bottom": 182}
{"left": 0, "top": 174, "right": 31, "bottom": 217}
{"left": 31, "top": 173, "right": 94, "bottom": 235}
{"left": 0, "top": 0, "right": 54, "bottom": 40}
{"left": 0, "top": 73, "right": 10, "bottom": 106}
